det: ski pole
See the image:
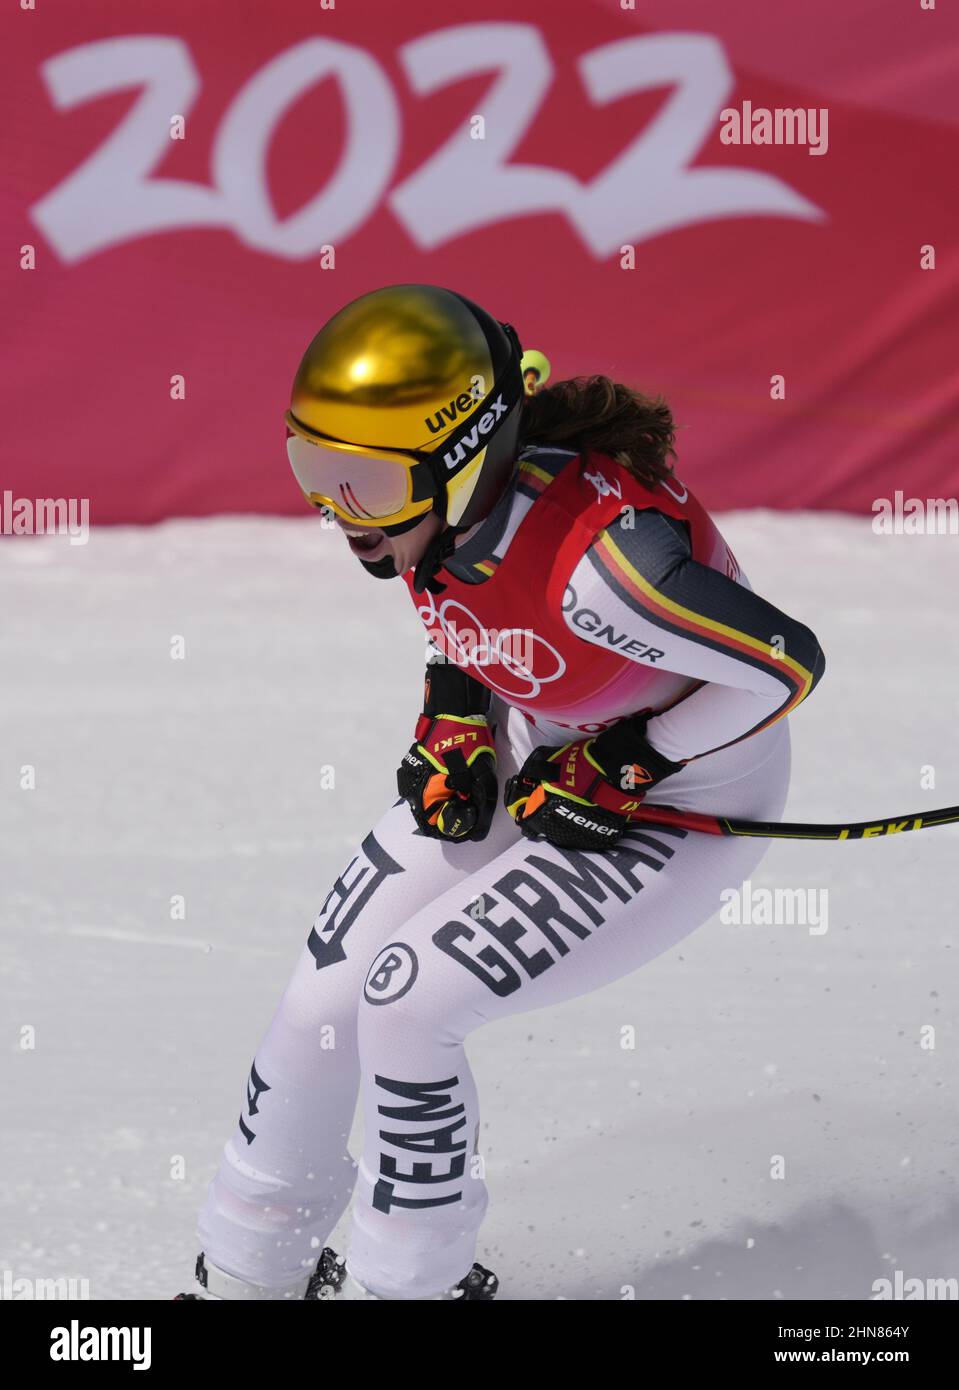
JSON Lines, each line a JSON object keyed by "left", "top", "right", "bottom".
{"left": 627, "top": 803, "right": 959, "bottom": 841}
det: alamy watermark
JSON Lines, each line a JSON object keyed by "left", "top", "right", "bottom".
{"left": 50, "top": 1320, "right": 151, "bottom": 1370}
{"left": 872, "top": 1270, "right": 958, "bottom": 1300}
{"left": 1, "top": 1268, "right": 91, "bottom": 1299}
{"left": 720, "top": 102, "right": 828, "bottom": 156}
{"left": 720, "top": 879, "right": 828, "bottom": 935}
{"left": 0, "top": 491, "right": 89, "bottom": 545}
{"left": 872, "top": 491, "right": 958, "bottom": 535}
{"left": 425, "top": 622, "right": 535, "bottom": 670}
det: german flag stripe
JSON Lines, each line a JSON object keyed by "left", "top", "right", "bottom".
{"left": 514, "top": 450, "right": 570, "bottom": 503}
{"left": 591, "top": 530, "right": 817, "bottom": 728}
{"left": 517, "top": 460, "right": 555, "bottom": 492}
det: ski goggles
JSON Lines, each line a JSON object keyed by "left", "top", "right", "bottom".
{"left": 284, "top": 423, "right": 436, "bottom": 526}
{"left": 284, "top": 329, "right": 525, "bottom": 527}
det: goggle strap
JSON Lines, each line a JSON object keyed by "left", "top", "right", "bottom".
{"left": 422, "top": 339, "right": 524, "bottom": 506}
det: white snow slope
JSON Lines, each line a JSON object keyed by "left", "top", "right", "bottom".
{"left": 1, "top": 512, "right": 956, "bottom": 1301}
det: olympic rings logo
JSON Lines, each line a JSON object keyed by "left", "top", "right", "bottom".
{"left": 417, "top": 595, "right": 566, "bottom": 700}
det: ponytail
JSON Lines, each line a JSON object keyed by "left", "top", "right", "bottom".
{"left": 519, "top": 375, "right": 677, "bottom": 488}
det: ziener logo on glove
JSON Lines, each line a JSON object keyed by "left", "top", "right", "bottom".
{"left": 555, "top": 805, "right": 618, "bottom": 835}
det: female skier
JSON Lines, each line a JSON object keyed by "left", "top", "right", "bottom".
{"left": 183, "top": 284, "right": 825, "bottom": 1301}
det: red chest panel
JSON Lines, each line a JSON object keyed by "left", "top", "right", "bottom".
{"left": 405, "top": 452, "right": 731, "bottom": 724}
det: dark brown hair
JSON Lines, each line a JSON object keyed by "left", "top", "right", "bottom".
{"left": 519, "top": 375, "right": 677, "bottom": 488}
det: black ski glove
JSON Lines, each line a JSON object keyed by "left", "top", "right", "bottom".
{"left": 504, "top": 715, "right": 684, "bottom": 850}
{"left": 397, "top": 663, "right": 497, "bottom": 842}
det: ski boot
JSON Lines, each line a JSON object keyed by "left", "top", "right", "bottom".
{"left": 177, "top": 1250, "right": 497, "bottom": 1300}
{"left": 454, "top": 1262, "right": 498, "bottom": 1300}
{"left": 341, "top": 1261, "right": 498, "bottom": 1301}
{"left": 175, "top": 1247, "right": 346, "bottom": 1301}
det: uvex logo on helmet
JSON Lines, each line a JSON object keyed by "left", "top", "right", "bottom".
{"left": 442, "top": 395, "right": 508, "bottom": 471}
{"left": 424, "top": 387, "right": 483, "bottom": 434}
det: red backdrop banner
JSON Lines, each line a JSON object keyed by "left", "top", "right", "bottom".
{"left": 3, "top": 0, "right": 957, "bottom": 522}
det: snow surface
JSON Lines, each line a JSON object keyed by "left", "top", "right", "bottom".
{"left": 1, "top": 512, "right": 957, "bottom": 1301}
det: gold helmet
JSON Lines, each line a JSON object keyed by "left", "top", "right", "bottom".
{"left": 285, "top": 284, "right": 524, "bottom": 530}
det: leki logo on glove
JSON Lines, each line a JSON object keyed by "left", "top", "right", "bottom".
{"left": 435, "top": 730, "right": 482, "bottom": 753}
{"left": 417, "top": 593, "right": 565, "bottom": 700}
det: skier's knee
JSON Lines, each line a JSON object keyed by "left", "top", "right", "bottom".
{"left": 272, "top": 943, "right": 364, "bottom": 1046}
{"left": 358, "top": 941, "right": 463, "bottom": 1048}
